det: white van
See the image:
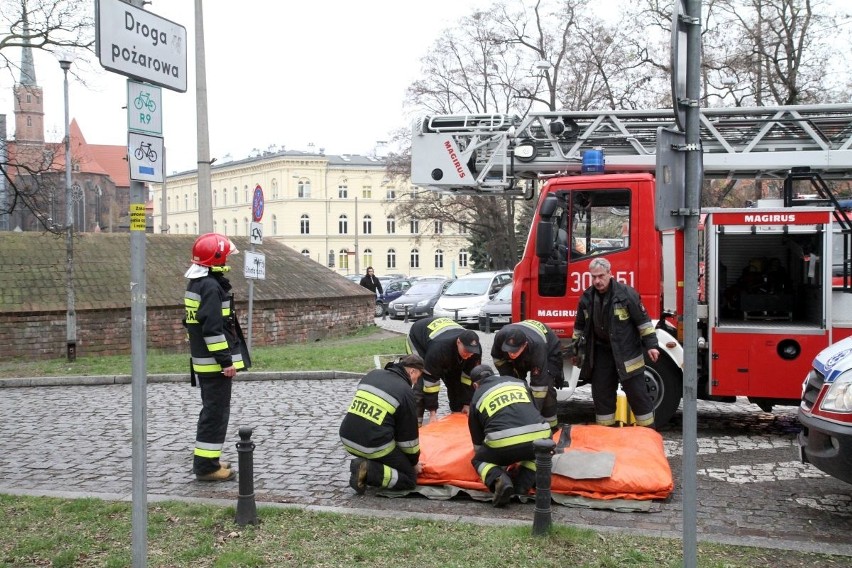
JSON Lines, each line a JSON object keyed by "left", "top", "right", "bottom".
{"left": 433, "top": 270, "right": 513, "bottom": 326}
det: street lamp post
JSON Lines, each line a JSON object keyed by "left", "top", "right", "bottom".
{"left": 59, "top": 56, "right": 77, "bottom": 362}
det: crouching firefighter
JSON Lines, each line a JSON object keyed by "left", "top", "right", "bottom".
{"left": 340, "top": 355, "right": 425, "bottom": 494}
{"left": 467, "top": 365, "right": 553, "bottom": 508}
{"left": 184, "top": 233, "right": 251, "bottom": 482}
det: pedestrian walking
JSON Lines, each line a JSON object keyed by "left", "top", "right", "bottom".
{"left": 491, "top": 320, "right": 564, "bottom": 430}
{"left": 467, "top": 364, "right": 553, "bottom": 507}
{"left": 340, "top": 354, "right": 425, "bottom": 494}
{"left": 184, "top": 233, "right": 251, "bottom": 481}
{"left": 406, "top": 316, "right": 482, "bottom": 425}
{"left": 359, "top": 267, "right": 383, "bottom": 296}
{"left": 572, "top": 257, "right": 659, "bottom": 427}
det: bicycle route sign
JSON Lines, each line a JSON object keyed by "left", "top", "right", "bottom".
{"left": 127, "top": 80, "right": 162, "bottom": 135}
{"left": 128, "top": 131, "right": 164, "bottom": 183}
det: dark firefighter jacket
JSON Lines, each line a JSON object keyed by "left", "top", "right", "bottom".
{"left": 339, "top": 362, "right": 421, "bottom": 463}
{"left": 409, "top": 316, "right": 480, "bottom": 413}
{"left": 184, "top": 272, "right": 250, "bottom": 378}
{"left": 468, "top": 373, "right": 552, "bottom": 451}
{"left": 491, "top": 320, "right": 563, "bottom": 386}
{"left": 572, "top": 279, "right": 658, "bottom": 383}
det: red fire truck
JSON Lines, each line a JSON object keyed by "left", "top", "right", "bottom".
{"left": 411, "top": 105, "right": 852, "bottom": 425}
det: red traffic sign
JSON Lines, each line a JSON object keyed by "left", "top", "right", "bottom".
{"left": 252, "top": 184, "right": 264, "bottom": 222}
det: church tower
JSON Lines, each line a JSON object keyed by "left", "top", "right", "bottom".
{"left": 13, "top": 7, "right": 45, "bottom": 146}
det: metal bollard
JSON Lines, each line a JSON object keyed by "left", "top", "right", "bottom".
{"left": 532, "top": 438, "right": 556, "bottom": 536}
{"left": 381, "top": 305, "right": 387, "bottom": 320}
{"left": 485, "top": 316, "right": 491, "bottom": 334}
{"left": 404, "top": 306, "right": 410, "bottom": 323}
{"left": 235, "top": 427, "right": 258, "bottom": 526}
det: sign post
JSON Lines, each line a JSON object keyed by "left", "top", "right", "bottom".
{"left": 95, "top": 2, "right": 186, "bottom": 566}
{"left": 245, "top": 184, "right": 265, "bottom": 351}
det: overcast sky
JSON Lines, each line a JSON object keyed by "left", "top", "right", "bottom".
{"left": 0, "top": 0, "right": 492, "bottom": 174}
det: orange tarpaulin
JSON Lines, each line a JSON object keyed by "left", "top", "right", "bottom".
{"left": 416, "top": 413, "right": 673, "bottom": 501}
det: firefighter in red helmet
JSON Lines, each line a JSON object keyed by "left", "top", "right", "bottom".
{"left": 184, "top": 233, "right": 251, "bottom": 481}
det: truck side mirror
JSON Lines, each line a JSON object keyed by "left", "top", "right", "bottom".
{"left": 536, "top": 221, "right": 554, "bottom": 259}
{"left": 540, "top": 195, "right": 558, "bottom": 218}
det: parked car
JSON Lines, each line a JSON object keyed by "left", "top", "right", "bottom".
{"left": 433, "top": 270, "right": 513, "bottom": 326}
{"left": 375, "top": 278, "right": 413, "bottom": 317}
{"left": 798, "top": 335, "right": 852, "bottom": 484}
{"left": 344, "top": 274, "right": 364, "bottom": 283}
{"left": 478, "top": 282, "right": 513, "bottom": 331}
{"left": 387, "top": 278, "right": 454, "bottom": 320}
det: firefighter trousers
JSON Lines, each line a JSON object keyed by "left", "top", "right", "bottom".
{"left": 590, "top": 343, "right": 654, "bottom": 427}
{"left": 472, "top": 443, "right": 537, "bottom": 493}
{"left": 193, "top": 374, "right": 232, "bottom": 475}
{"left": 351, "top": 446, "right": 418, "bottom": 491}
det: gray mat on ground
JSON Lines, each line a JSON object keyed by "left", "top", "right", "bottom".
{"left": 552, "top": 450, "right": 616, "bottom": 479}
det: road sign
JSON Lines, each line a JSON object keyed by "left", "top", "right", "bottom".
{"left": 250, "top": 222, "right": 263, "bottom": 245}
{"left": 252, "top": 185, "right": 265, "bottom": 222}
{"left": 127, "top": 81, "right": 162, "bottom": 135}
{"left": 128, "top": 132, "right": 164, "bottom": 183}
{"left": 95, "top": 0, "right": 188, "bottom": 93}
{"left": 244, "top": 251, "right": 266, "bottom": 280}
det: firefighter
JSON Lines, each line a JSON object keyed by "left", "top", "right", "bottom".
{"left": 340, "top": 354, "right": 425, "bottom": 494}
{"left": 467, "top": 364, "right": 553, "bottom": 507}
{"left": 491, "top": 320, "right": 564, "bottom": 430}
{"left": 184, "top": 233, "right": 251, "bottom": 482}
{"left": 572, "top": 257, "right": 659, "bottom": 427}
{"left": 406, "top": 316, "right": 482, "bottom": 426}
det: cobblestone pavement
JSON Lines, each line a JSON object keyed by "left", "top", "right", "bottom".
{"left": 1, "top": 317, "right": 851, "bottom": 557}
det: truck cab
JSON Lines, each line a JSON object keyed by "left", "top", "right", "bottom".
{"left": 798, "top": 335, "right": 852, "bottom": 484}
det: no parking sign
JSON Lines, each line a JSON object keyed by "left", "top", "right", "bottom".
{"left": 252, "top": 184, "right": 264, "bottom": 222}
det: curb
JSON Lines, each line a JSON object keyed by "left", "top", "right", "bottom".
{"left": 0, "top": 370, "right": 365, "bottom": 388}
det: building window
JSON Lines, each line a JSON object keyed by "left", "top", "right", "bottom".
{"left": 328, "top": 249, "right": 335, "bottom": 268}
{"left": 362, "top": 186, "right": 372, "bottom": 199}
{"left": 458, "top": 222, "right": 468, "bottom": 234}
{"left": 364, "top": 248, "right": 373, "bottom": 268}
{"left": 183, "top": 223, "right": 188, "bottom": 234}
{"left": 184, "top": 193, "right": 188, "bottom": 210}
{"left": 459, "top": 249, "right": 469, "bottom": 268}
{"left": 435, "top": 249, "right": 444, "bottom": 269}
{"left": 166, "top": 196, "right": 171, "bottom": 212}
{"left": 222, "top": 189, "right": 227, "bottom": 206}
{"left": 272, "top": 179, "right": 279, "bottom": 199}
{"left": 27, "top": 116, "right": 32, "bottom": 126}
{"left": 363, "top": 215, "right": 372, "bottom": 234}
{"left": 193, "top": 193, "right": 198, "bottom": 208}
{"left": 192, "top": 221, "right": 197, "bottom": 234}
{"left": 386, "top": 188, "right": 396, "bottom": 200}
{"left": 410, "top": 218, "right": 419, "bottom": 234}
{"left": 434, "top": 220, "right": 443, "bottom": 234}
{"left": 233, "top": 218, "right": 238, "bottom": 235}
{"left": 300, "top": 214, "right": 310, "bottom": 234}
{"left": 244, "top": 218, "right": 249, "bottom": 235}
{"left": 234, "top": 186, "right": 238, "bottom": 204}
{"left": 212, "top": 190, "right": 217, "bottom": 207}
{"left": 301, "top": 249, "right": 310, "bottom": 257}
{"left": 213, "top": 220, "right": 218, "bottom": 232}
{"left": 272, "top": 214, "right": 278, "bottom": 235}
{"left": 387, "top": 216, "right": 396, "bottom": 234}
{"left": 339, "top": 249, "right": 350, "bottom": 269}
{"left": 338, "top": 214, "right": 348, "bottom": 234}
{"left": 411, "top": 189, "right": 419, "bottom": 200}
{"left": 338, "top": 184, "right": 348, "bottom": 199}
{"left": 298, "top": 180, "right": 311, "bottom": 199}
{"left": 222, "top": 219, "right": 228, "bottom": 234}
{"left": 410, "top": 249, "right": 420, "bottom": 269}
{"left": 387, "top": 248, "right": 396, "bottom": 269}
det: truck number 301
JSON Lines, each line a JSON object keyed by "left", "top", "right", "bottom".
{"left": 570, "top": 271, "right": 634, "bottom": 293}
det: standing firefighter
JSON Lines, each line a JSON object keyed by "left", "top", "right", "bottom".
{"left": 491, "top": 320, "right": 564, "bottom": 430}
{"left": 340, "top": 354, "right": 425, "bottom": 494}
{"left": 572, "top": 257, "right": 658, "bottom": 427}
{"left": 468, "top": 364, "right": 553, "bottom": 507}
{"left": 406, "top": 316, "right": 482, "bottom": 425}
{"left": 184, "top": 233, "right": 251, "bottom": 482}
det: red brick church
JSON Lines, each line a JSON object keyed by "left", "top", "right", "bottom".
{"left": 1, "top": 32, "right": 135, "bottom": 233}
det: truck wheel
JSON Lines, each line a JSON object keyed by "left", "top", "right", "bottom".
{"left": 644, "top": 355, "right": 682, "bottom": 426}
{"left": 374, "top": 302, "right": 385, "bottom": 317}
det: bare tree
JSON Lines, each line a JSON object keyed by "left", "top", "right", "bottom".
{"left": 1, "top": 0, "right": 94, "bottom": 231}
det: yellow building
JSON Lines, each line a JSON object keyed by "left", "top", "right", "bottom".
{"left": 150, "top": 150, "right": 473, "bottom": 279}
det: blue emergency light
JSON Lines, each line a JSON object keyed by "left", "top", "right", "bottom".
{"left": 581, "top": 148, "right": 605, "bottom": 173}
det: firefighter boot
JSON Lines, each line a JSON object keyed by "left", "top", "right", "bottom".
{"left": 492, "top": 473, "right": 514, "bottom": 508}
{"left": 349, "top": 458, "right": 369, "bottom": 495}
{"left": 196, "top": 465, "right": 235, "bottom": 482}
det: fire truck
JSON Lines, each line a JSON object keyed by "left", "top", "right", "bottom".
{"left": 411, "top": 104, "right": 852, "bottom": 425}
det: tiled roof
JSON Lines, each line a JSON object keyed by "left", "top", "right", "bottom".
{"left": 88, "top": 144, "right": 130, "bottom": 188}
{"left": 0, "top": 232, "right": 373, "bottom": 313}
